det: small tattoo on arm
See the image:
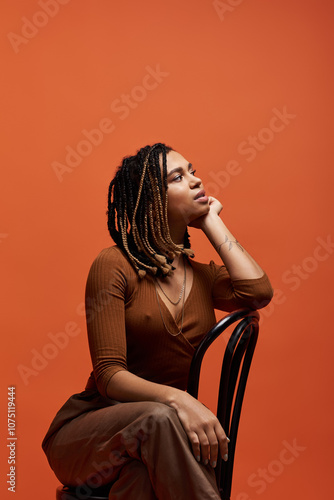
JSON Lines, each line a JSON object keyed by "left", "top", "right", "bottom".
{"left": 216, "top": 235, "right": 244, "bottom": 252}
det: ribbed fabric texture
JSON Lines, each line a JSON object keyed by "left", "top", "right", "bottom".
{"left": 84, "top": 246, "right": 273, "bottom": 397}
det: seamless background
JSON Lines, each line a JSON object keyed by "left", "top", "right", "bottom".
{"left": 1, "top": 1, "right": 333, "bottom": 499}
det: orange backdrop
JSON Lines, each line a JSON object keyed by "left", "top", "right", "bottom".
{"left": 1, "top": 1, "right": 333, "bottom": 499}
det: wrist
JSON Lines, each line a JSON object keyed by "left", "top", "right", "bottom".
{"left": 201, "top": 211, "right": 223, "bottom": 234}
{"left": 161, "top": 386, "right": 185, "bottom": 409}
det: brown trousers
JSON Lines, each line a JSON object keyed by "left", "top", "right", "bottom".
{"left": 45, "top": 401, "right": 221, "bottom": 500}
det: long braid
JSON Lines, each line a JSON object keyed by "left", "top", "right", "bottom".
{"left": 137, "top": 146, "right": 173, "bottom": 273}
{"left": 133, "top": 146, "right": 167, "bottom": 261}
{"left": 121, "top": 148, "right": 158, "bottom": 273}
{"left": 152, "top": 147, "right": 191, "bottom": 258}
{"left": 107, "top": 143, "right": 193, "bottom": 277}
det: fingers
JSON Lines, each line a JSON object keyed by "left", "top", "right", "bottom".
{"left": 173, "top": 394, "right": 229, "bottom": 469}
{"left": 189, "top": 425, "right": 230, "bottom": 468}
{"left": 207, "top": 425, "right": 229, "bottom": 467}
{"left": 189, "top": 432, "right": 201, "bottom": 464}
{"left": 196, "top": 430, "right": 212, "bottom": 466}
{"left": 208, "top": 196, "right": 223, "bottom": 213}
{"left": 218, "top": 431, "right": 230, "bottom": 463}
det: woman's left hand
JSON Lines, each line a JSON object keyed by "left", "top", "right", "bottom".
{"left": 189, "top": 196, "right": 223, "bottom": 229}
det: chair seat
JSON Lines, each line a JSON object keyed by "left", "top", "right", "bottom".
{"left": 56, "top": 485, "right": 110, "bottom": 500}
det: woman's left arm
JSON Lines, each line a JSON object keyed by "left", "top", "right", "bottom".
{"left": 192, "top": 197, "right": 266, "bottom": 281}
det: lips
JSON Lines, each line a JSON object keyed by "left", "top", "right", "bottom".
{"left": 194, "top": 189, "right": 206, "bottom": 200}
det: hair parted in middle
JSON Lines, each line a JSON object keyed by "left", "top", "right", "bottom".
{"left": 107, "top": 142, "right": 194, "bottom": 278}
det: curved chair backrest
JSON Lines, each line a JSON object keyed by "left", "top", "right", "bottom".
{"left": 56, "top": 308, "right": 259, "bottom": 500}
{"left": 187, "top": 308, "right": 260, "bottom": 500}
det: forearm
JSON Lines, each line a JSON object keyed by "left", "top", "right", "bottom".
{"left": 201, "top": 213, "right": 264, "bottom": 281}
{"left": 108, "top": 369, "right": 229, "bottom": 466}
{"left": 106, "top": 369, "right": 183, "bottom": 406}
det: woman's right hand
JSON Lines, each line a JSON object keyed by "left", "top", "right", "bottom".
{"left": 107, "top": 370, "right": 229, "bottom": 467}
{"left": 167, "top": 389, "right": 229, "bottom": 468}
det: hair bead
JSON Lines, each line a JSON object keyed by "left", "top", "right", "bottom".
{"left": 107, "top": 143, "right": 193, "bottom": 277}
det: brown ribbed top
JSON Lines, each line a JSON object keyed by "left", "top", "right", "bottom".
{"left": 84, "top": 246, "right": 273, "bottom": 397}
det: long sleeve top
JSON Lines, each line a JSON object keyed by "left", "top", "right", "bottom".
{"left": 84, "top": 246, "right": 273, "bottom": 397}
{"left": 42, "top": 245, "right": 273, "bottom": 452}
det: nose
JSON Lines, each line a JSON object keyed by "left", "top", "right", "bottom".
{"left": 190, "top": 173, "right": 202, "bottom": 188}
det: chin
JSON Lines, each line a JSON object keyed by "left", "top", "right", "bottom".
{"left": 188, "top": 209, "right": 208, "bottom": 224}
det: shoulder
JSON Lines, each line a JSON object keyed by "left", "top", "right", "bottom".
{"left": 88, "top": 246, "right": 137, "bottom": 283}
{"left": 93, "top": 245, "right": 130, "bottom": 266}
{"left": 190, "top": 258, "right": 228, "bottom": 282}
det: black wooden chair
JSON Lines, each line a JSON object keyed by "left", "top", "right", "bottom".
{"left": 187, "top": 308, "right": 260, "bottom": 500}
{"left": 56, "top": 308, "right": 260, "bottom": 500}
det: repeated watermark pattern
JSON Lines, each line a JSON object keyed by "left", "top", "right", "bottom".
{"left": 253, "top": 234, "right": 334, "bottom": 322}
{"left": 51, "top": 64, "right": 170, "bottom": 182}
{"left": 57, "top": 428, "right": 306, "bottom": 499}
{"left": 205, "top": 106, "right": 296, "bottom": 197}
{"left": 235, "top": 438, "right": 306, "bottom": 499}
{"left": 17, "top": 276, "right": 121, "bottom": 385}
{"left": 3, "top": 3, "right": 314, "bottom": 497}
{"left": 17, "top": 234, "right": 333, "bottom": 384}
{"left": 72, "top": 412, "right": 159, "bottom": 499}
{"left": 165, "top": 105, "right": 295, "bottom": 226}
{"left": 7, "top": 0, "right": 72, "bottom": 54}
{"left": 17, "top": 321, "right": 81, "bottom": 385}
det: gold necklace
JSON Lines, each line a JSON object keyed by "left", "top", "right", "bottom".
{"left": 154, "top": 260, "right": 187, "bottom": 336}
{"left": 155, "top": 256, "right": 186, "bottom": 305}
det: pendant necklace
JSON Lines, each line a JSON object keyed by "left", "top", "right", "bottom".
{"left": 155, "top": 255, "right": 186, "bottom": 305}
{"left": 154, "top": 256, "right": 187, "bottom": 336}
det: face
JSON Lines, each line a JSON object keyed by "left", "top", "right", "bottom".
{"left": 162, "top": 150, "right": 209, "bottom": 226}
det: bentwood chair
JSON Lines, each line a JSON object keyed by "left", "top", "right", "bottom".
{"left": 187, "top": 308, "right": 259, "bottom": 500}
{"left": 56, "top": 308, "right": 260, "bottom": 500}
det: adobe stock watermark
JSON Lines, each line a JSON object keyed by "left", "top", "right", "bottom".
{"left": 51, "top": 64, "right": 169, "bottom": 182}
{"left": 205, "top": 106, "right": 296, "bottom": 197}
{"left": 17, "top": 321, "right": 81, "bottom": 385}
{"left": 253, "top": 234, "right": 334, "bottom": 323}
{"left": 7, "top": 0, "right": 71, "bottom": 54}
{"left": 235, "top": 438, "right": 306, "bottom": 499}
{"left": 16, "top": 275, "right": 124, "bottom": 385}
{"left": 213, "top": 0, "right": 246, "bottom": 22}
{"left": 72, "top": 412, "right": 159, "bottom": 499}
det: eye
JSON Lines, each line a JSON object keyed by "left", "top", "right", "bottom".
{"left": 172, "top": 174, "right": 182, "bottom": 182}
{"left": 190, "top": 169, "right": 197, "bottom": 176}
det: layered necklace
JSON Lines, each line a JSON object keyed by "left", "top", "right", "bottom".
{"left": 154, "top": 255, "right": 187, "bottom": 336}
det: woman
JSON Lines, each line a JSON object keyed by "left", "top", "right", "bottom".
{"left": 42, "top": 143, "right": 273, "bottom": 500}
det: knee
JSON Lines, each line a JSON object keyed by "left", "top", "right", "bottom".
{"left": 139, "top": 402, "right": 182, "bottom": 437}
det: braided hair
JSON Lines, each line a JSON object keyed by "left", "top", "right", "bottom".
{"left": 107, "top": 143, "right": 193, "bottom": 278}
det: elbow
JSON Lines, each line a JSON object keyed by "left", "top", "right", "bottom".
{"left": 233, "top": 279, "right": 274, "bottom": 311}
{"left": 250, "top": 286, "right": 274, "bottom": 310}
{"left": 94, "top": 361, "right": 127, "bottom": 399}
